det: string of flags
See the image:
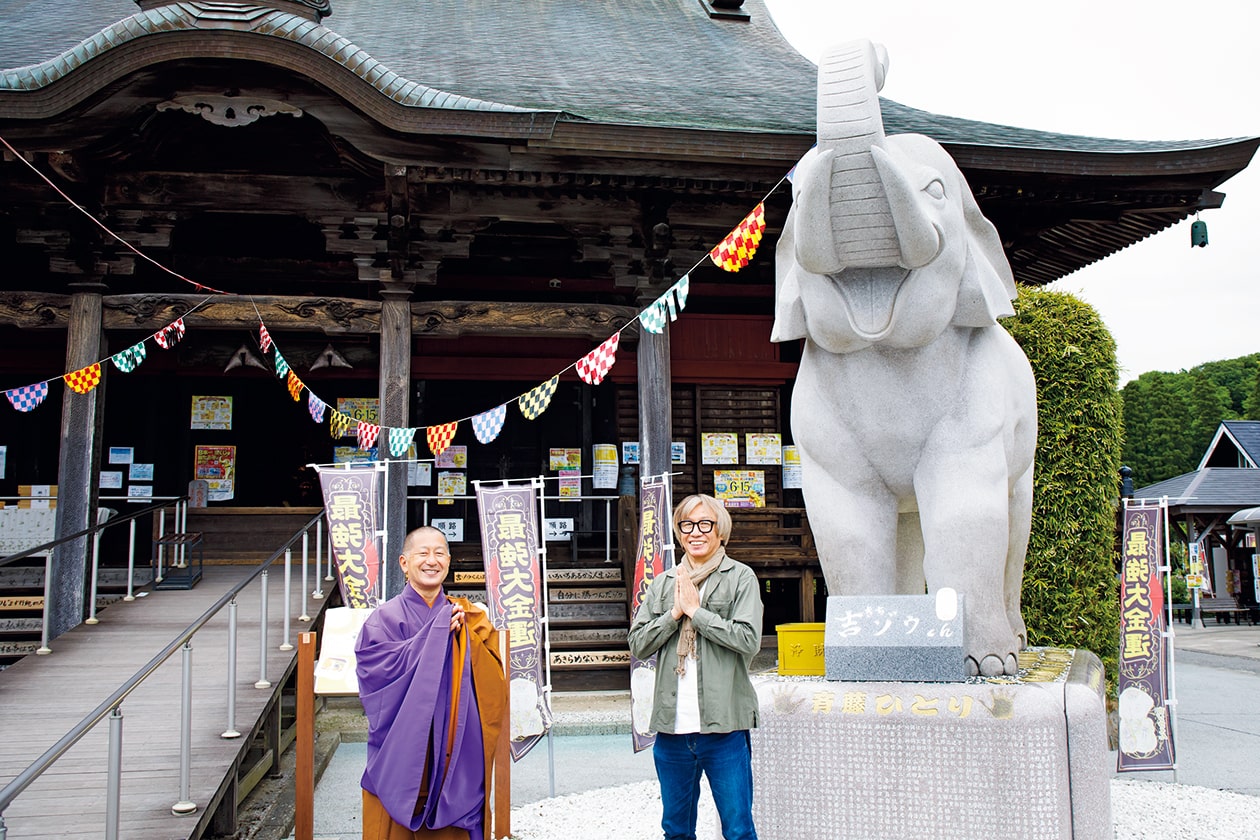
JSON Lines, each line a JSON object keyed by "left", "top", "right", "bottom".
{"left": 0, "top": 133, "right": 787, "bottom": 457}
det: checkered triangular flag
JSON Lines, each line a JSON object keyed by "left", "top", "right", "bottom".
{"left": 671, "top": 273, "right": 690, "bottom": 312}
{"left": 576, "top": 333, "right": 620, "bottom": 385}
{"left": 708, "top": 202, "right": 765, "bottom": 272}
{"left": 308, "top": 393, "right": 326, "bottom": 424}
{"left": 154, "top": 318, "right": 186, "bottom": 349}
{"left": 5, "top": 382, "right": 48, "bottom": 412}
{"left": 471, "top": 404, "right": 507, "bottom": 444}
{"left": 259, "top": 323, "right": 273, "bottom": 354}
{"left": 638, "top": 298, "right": 668, "bottom": 334}
{"left": 518, "top": 375, "right": 559, "bottom": 420}
{"left": 286, "top": 370, "right": 304, "bottom": 401}
{"left": 356, "top": 421, "right": 380, "bottom": 451}
{"left": 274, "top": 350, "right": 290, "bottom": 379}
{"left": 63, "top": 363, "right": 102, "bottom": 394}
{"left": 110, "top": 341, "right": 147, "bottom": 374}
{"left": 329, "top": 409, "right": 353, "bottom": 438}
{"left": 426, "top": 422, "right": 458, "bottom": 457}
{"left": 388, "top": 426, "right": 417, "bottom": 458}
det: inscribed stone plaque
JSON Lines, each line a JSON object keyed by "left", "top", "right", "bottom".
{"left": 824, "top": 593, "right": 966, "bottom": 682}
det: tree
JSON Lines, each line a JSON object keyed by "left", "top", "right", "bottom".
{"left": 1003, "top": 288, "right": 1122, "bottom": 682}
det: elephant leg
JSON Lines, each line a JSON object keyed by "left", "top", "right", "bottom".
{"left": 916, "top": 444, "right": 1019, "bottom": 676}
{"left": 895, "top": 512, "right": 925, "bottom": 594}
{"left": 1004, "top": 464, "right": 1033, "bottom": 648}
{"left": 799, "top": 452, "right": 899, "bottom": 594}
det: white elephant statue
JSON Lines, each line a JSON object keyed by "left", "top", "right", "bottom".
{"left": 772, "top": 41, "right": 1037, "bottom": 676}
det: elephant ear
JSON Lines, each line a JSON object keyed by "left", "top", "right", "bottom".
{"left": 771, "top": 202, "right": 808, "bottom": 342}
{"left": 950, "top": 187, "right": 1017, "bottom": 327}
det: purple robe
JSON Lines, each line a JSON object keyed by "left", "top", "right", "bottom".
{"left": 355, "top": 586, "right": 486, "bottom": 838}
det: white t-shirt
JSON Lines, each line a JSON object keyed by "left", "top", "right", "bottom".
{"left": 673, "top": 580, "right": 709, "bottom": 734}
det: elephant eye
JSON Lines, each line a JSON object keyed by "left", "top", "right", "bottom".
{"left": 924, "top": 179, "right": 945, "bottom": 200}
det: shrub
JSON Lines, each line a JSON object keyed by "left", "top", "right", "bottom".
{"left": 1003, "top": 288, "right": 1123, "bottom": 684}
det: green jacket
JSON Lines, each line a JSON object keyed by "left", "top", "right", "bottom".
{"left": 627, "top": 554, "right": 763, "bottom": 734}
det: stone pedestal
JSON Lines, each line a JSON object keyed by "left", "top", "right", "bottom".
{"left": 751, "top": 648, "right": 1111, "bottom": 840}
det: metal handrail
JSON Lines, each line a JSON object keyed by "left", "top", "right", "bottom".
{"left": 0, "top": 509, "right": 325, "bottom": 835}
{"left": 0, "top": 498, "right": 184, "bottom": 568}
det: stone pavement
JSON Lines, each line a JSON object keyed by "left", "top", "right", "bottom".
{"left": 241, "top": 625, "right": 1260, "bottom": 839}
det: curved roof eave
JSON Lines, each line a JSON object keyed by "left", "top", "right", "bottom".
{"left": 0, "top": 2, "right": 567, "bottom": 140}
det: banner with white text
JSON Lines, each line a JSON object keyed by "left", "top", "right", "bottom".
{"left": 629, "top": 475, "right": 674, "bottom": 752}
{"left": 317, "top": 466, "right": 383, "bottom": 609}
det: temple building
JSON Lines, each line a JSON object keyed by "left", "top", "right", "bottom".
{"left": 0, "top": 0, "right": 1256, "bottom": 677}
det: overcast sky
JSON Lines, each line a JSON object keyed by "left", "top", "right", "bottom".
{"left": 764, "top": 0, "right": 1259, "bottom": 384}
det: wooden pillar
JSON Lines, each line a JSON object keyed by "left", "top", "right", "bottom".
{"left": 637, "top": 327, "right": 672, "bottom": 493}
{"left": 49, "top": 282, "right": 106, "bottom": 639}
{"left": 379, "top": 283, "right": 412, "bottom": 599}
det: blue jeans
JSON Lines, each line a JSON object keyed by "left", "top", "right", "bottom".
{"left": 653, "top": 731, "right": 758, "bottom": 840}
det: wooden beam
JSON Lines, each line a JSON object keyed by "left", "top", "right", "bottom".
{"left": 0, "top": 293, "right": 637, "bottom": 338}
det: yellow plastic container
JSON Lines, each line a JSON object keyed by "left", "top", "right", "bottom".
{"left": 776, "top": 622, "right": 826, "bottom": 675}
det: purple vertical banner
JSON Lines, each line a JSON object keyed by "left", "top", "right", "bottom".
{"left": 475, "top": 481, "right": 551, "bottom": 761}
{"left": 317, "top": 466, "right": 383, "bottom": 610}
{"left": 628, "top": 476, "right": 673, "bottom": 752}
{"left": 1117, "top": 503, "right": 1176, "bottom": 771}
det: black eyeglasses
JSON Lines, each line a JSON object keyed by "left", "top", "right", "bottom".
{"left": 678, "top": 520, "right": 716, "bottom": 534}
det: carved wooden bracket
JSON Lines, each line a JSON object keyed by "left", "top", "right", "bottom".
{"left": 156, "top": 95, "right": 303, "bottom": 128}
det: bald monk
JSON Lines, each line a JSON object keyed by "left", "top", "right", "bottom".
{"left": 355, "top": 526, "right": 507, "bottom": 840}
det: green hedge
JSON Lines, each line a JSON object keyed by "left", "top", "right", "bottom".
{"left": 1003, "top": 288, "right": 1122, "bottom": 682}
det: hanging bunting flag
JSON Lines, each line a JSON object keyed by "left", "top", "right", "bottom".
{"left": 426, "top": 422, "right": 458, "bottom": 457}
{"left": 63, "top": 363, "right": 102, "bottom": 394}
{"left": 471, "top": 404, "right": 507, "bottom": 444}
{"left": 274, "top": 350, "right": 290, "bottom": 379}
{"left": 356, "top": 421, "right": 381, "bottom": 451}
{"left": 329, "top": 409, "right": 353, "bottom": 439}
{"left": 5, "top": 382, "right": 48, "bottom": 412}
{"left": 259, "top": 323, "right": 273, "bottom": 354}
{"left": 576, "top": 332, "right": 620, "bottom": 386}
{"left": 638, "top": 298, "right": 668, "bottom": 334}
{"left": 286, "top": 370, "right": 304, "bottom": 401}
{"left": 110, "top": 341, "right": 147, "bottom": 374}
{"left": 518, "top": 375, "right": 559, "bottom": 420}
{"left": 308, "top": 393, "right": 327, "bottom": 424}
{"left": 388, "top": 427, "right": 417, "bottom": 458}
{"left": 671, "top": 273, "right": 690, "bottom": 312}
{"left": 708, "top": 202, "right": 766, "bottom": 272}
{"left": 154, "top": 317, "right": 186, "bottom": 350}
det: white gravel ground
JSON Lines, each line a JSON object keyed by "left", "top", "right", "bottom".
{"left": 507, "top": 778, "right": 1260, "bottom": 840}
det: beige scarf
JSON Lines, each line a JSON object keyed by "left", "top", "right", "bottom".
{"left": 674, "top": 547, "right": 725, "bottom": 675}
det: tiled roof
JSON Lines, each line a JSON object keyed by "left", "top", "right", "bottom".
{"left": 0, "top": 0, "right": 1248, "bottom": 152}
{"left": 1134, "top": 468, "right": 1260, "bottom": 510}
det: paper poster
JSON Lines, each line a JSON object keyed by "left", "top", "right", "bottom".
{"left": 714, "top": 470, "right": 765, "bottom": 508}
{"left": 193, "top": 444, "right": 236, "bottom": 502}
{"left": 108, "top": 447, "right": 134, "bottom": 465}
{"left": 336, "top": 398, "right": 379, "bottom": 437}
{"left": 746, "top": 433, "right": 783, "bottom": 465}
{"left": 99, "top": 471, "right": 123, "bottom": 490}
{"left": 549, "top": 448, "right": 582, "bottom": 471}
{"left": 438, "top": 471, "right": 466, "bottom": 504}
{"left": 333, "top": 446, "right": 377, "bottom": 464}
{"left": 436, "top": 446, "right": 467, "bottom": 469}
{"left": 702, "top": 433, "right": 740, "bottom": 465}
{"left": 128, "top": 463, "right": 154, "bottom": 482}
{"left": 671, "top": 442, "right": 686, "bottom": 464}
{"left": 431, "top": 518, "right": 463, "bottom": 543}
{"left": 127, "top": 485, "right": 152, "bottom": 503}
{"left": 559, "top": 469, "right": 581, "bottom": 501}
{"left": 622, "top": 442, "right": 640, "bottom": 464}
{"left": 544, "top": 518, "right": 574, "bottom": 541}
{"left": 592, "top": 444, "right": 619, "bottom": 489}
{"left": 190, "top": 395, "right": 233, "bottom": 430}
{"left": 408, "top": 461, "right": 433, "bottom": 486}
{"left": 782, "top": 445, "right": 802, "bottom": 489}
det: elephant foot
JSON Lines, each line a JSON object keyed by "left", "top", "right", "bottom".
{"left": 965, "top": 652, "right": 1018, "bottom": 677}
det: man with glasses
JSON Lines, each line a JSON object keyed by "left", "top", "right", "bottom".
{"left": 355, "top": 526, "right": 507, "bottom": 839}
{"left": 628, "top": 493, "right": 763, "bottom": 840}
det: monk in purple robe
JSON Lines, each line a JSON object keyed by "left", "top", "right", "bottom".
{"left": 356, "top": 526, "right": 506, "bottom": 840}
